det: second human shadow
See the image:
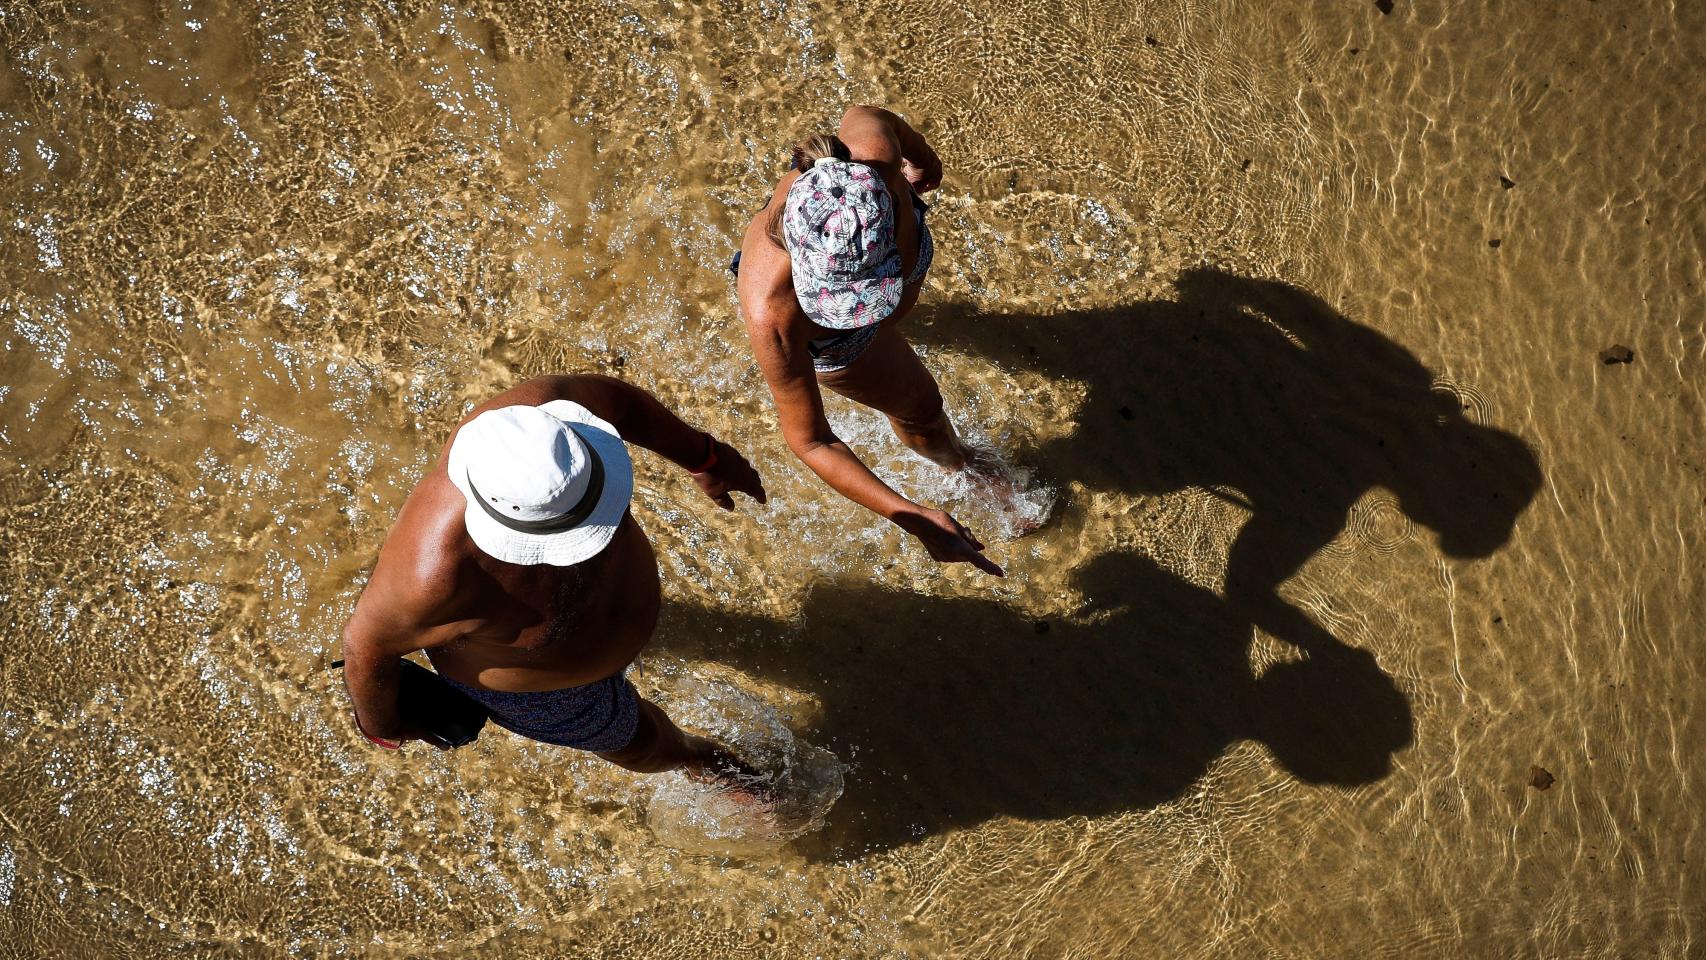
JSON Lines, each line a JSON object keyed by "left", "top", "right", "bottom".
{"left": 657, "top": 549, "right": 1412, "bottom": 859}
{"left": 913, "top": 269, "right": 1543, "bottom": 653}
{"left": 656, "top": 270, "right": 1538, "bottom": 857}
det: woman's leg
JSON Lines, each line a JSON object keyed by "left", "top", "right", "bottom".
{"left": 817, "top": 324, "right": 973, "bottom": 469}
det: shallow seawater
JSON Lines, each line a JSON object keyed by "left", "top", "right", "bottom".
{"left": 1, "top": 0, "right": 1702, "bottom": 956}
{"left": 642, "top": 671, "right": 846, "bottom": 858}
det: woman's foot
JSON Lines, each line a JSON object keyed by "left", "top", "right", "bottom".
{"left": 960, "top": 448, "right": 1047, "bottom": 537}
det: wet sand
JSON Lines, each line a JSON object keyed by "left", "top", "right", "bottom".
{"left": 1, "top": 0, "right": 1703, "bottom": 956}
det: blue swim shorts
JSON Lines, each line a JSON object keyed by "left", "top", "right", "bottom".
{"left": 442, "top": 672, "right": 640, "bottom": 753}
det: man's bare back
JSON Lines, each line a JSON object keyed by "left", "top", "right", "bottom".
{"left": 340, "top": 374, "right": 766, "bottom": 781}
{"left": 423, "top": 513, "right": 661, "bottom": 690}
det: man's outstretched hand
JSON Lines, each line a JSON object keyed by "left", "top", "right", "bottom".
{"left": 691, "top": 438, "right": 768, "bottom": 510}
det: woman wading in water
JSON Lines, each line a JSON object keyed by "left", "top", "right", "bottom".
{"left": 733, "top": 105, "right": 1016, "bottom": 576}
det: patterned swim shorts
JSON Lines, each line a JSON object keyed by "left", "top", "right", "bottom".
{"left": 442, "top": 672, "right": 640, "bottom": 753}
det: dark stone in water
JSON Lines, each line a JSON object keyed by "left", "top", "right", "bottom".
{"left": 1529, "top": 765, "right": 1555, "bottom": 790}
{"left": 1241, "top": 158, "right": 1252, "bottom": 171}
{"left": 1145, "top": 35, "right": 1159, "bottom": 46}
{"left": 1375, "top": 0, "right": 1394, "bottom": 14}
{"left": 1599, "top": 344, "right": 1634, "bottom": 364}
{"left": 1488, "top": 238, "right": 1502, "bottom": 248}
{"left": 484, "top": 23, "right": 511, "bottom": 62}
{"left": 1500, "top": 175, "right": 1516, "bottom": 189}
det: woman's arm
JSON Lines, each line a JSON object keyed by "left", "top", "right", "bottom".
{"left": 745, "top": 317, "right": 918, "bottom": 520}
{"left": 840, "top": 105, "right": 942, "bottom": 192}
{"left": 742, "top": 308, "right": 1002, "bottom": 575}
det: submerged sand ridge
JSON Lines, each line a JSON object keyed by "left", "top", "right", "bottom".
{"left": 1, "top": 0, "right": 1703, "bottom": 956}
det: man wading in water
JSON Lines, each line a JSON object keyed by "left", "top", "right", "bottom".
{"left": 340, "top": 375, "right": 766, "bottom": 786}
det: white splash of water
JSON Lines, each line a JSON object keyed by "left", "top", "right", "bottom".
{"left": 0, "top": 842, "right": 14, "bottom": 906}
{"left": 824, "top": 400, "right": 1057, "bottom": 544}
{"left": 913, "top": 444, "right": 1057, "bottom": 544}
{"left": 644, "top": 674, "right": 844, "bottom": 857}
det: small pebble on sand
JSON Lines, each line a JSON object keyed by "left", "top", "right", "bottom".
{"left": 1500, "top": 175, "right": 1516, "bottom": 189}
{"left": 1599, "top": 344, "right": 1634, "bottom": 365}
{"left": 1375, "top": 0, "right": 1395, "bottom": 14}
{"left": 1529, "top": 765, "right": 1556, "bottom": 790}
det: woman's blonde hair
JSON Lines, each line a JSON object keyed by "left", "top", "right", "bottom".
{"left": 765, "top": 133, "right": 852, "bottom": 248}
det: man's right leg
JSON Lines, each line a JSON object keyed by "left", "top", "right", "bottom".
{"left": 598, "top": 696, "right": 757, "bottom": 784}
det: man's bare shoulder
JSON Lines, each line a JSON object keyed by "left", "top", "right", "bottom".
{"left": 355, "top": 475, "right": 481, "bottom": 640}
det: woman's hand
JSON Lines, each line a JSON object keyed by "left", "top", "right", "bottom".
{"left": 902, "top": 155, "right": 942, "bottom": 193}
{"left": 690, "top": 437, "right": 769, "bottom": 510}
{"left": 894, "top": 507, "right": 1004, "bottom": 576}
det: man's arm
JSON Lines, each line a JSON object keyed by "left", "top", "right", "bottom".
{"left": 487, "top": 374, "right": 767, "bottom": 510}
{"left": 342, "top": 624, "right": 409, "bottom": 746}
{"left": 340, "top": 563, "right": 467, "bottom": 746}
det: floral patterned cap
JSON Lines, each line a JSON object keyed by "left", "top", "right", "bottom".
{"left": 782, "top": 158, "right": 904, "bottom": 330}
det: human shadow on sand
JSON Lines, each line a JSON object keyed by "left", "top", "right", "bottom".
{"left": 657, "top": 550, "right": 1412, "bottom": 859}
{"left": 658, "top": 270, "right": 1540, "bottom": 858}
{"left": 912, "top": 268, "right": 1544, "bottom": 653}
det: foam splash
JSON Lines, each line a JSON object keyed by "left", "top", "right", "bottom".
{"left": 908, "top": 444, "right": 1058, "bottom": 543}
{"left": 825, "top": 401, "right": 1057, "bottom": 543}
{"left": 644, "top": 675, "right": 845, "bottom": 858}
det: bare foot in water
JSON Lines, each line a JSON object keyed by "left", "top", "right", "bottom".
{"left": 682, "top": 737, "right": 776, "bottom": 805}
{"left": 961, "top": 448, "right": 1047, "bottom": 537}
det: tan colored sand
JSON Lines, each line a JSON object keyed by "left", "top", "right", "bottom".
{"left": 1, "top": 0, "right": 1701, "bottom": 956}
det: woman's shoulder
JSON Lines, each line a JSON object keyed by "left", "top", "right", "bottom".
{"left": 737, "top": 169, "right": 794, "bottom": 246}
{"left": 736, "top": 169, "right": 801, "bottom": 282}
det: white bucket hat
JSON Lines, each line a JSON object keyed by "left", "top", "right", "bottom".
{"left": 446, "top": 400, "right": 634, "bottom": 566}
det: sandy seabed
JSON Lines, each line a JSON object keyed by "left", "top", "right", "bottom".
{"left": 1, "top": 0, "right": 1702, "bottom": 957}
